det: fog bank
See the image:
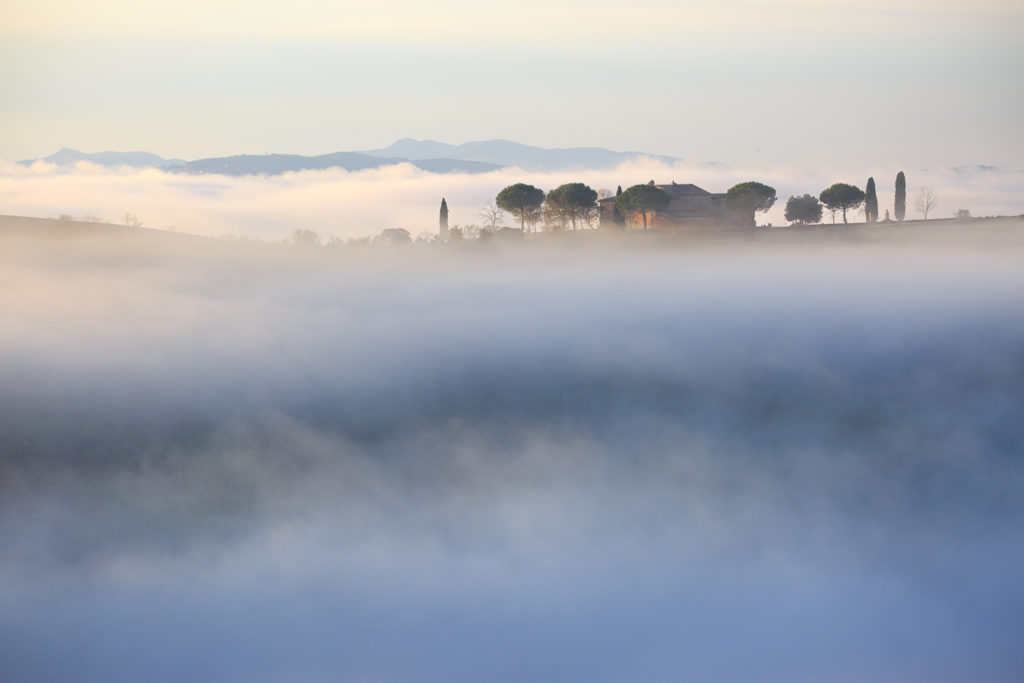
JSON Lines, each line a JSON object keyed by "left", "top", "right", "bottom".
{"left": 1, "top": 227, "right": 1023, "bottom": 682}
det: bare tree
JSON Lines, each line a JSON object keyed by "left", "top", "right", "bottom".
{"left": 479, "top": 201, "right": 505, "bottom": 230}
{"left": 123, "top": 212, "right": 143, "bottom": 228}
{"left": 914, "top": 186, "right": 938, "bottom": 220}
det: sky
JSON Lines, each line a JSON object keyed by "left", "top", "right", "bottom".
{"left": 2, "top": 0, "right": 1023, "bottom": 168}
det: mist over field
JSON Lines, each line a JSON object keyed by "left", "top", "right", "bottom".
{"left": 2, "top": 222, "right": 1023, "bottom": 682}
{"left": 2, "top": 158, "right": 1021, "bottom": 239}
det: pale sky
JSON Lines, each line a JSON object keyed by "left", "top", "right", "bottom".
{"left": 2, "top": 0, "right": 1023, "bottom": 167}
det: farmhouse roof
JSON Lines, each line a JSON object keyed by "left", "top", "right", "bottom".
{"left": 656, "top": 183, "right": 711, "bottom": 197}
{"left": 598, "top": 183, "right": 714, "bottom": 201}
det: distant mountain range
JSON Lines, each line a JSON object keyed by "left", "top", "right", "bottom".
{"left": 163, "top": 152, "right": 502, "bottom": 175}
{"left": 18, "top": 140, "right": 694, "bottom": 176}
{"left": 358, "top": 139, "right": 688, "bottom": 171}
{"left": 22, "top": 148, "right": 188, "bottom": 168}
{"left": 17, "top": 146, "right": 1019, "bottom": 180}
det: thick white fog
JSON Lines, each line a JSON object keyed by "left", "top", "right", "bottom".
{"left": 2, "top": 159, "right": 1022, "bottom": 239}
{"left": 2, "top": 224, "right": 1024, "bottom": 682}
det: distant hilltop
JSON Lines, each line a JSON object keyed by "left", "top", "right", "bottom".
{"left": 356, "top": 139, "right": 691, "bottom": 172}
{"left": 16, "top": 140, "right": 700, "bottom": 176}
{"left": 19, "top": 148, "right": 188, "bottom": 169}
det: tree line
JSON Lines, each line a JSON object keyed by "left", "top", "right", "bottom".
{"left": 491, "top": 180, "right": 783, "bottom": 232}
{"left": 265, "top": 171, "right": 946, "bottom": 248}
{"left": 493, "top": 182, "right": 601, "bottom": 232}
{"left": 786, "top": 172, "right": 938, "bottom": 225}
{"left": 493, "top": 172, "right": 939, "bottom": 231}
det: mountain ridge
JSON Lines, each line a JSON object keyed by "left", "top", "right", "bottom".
{"left": 163, "top": 152, "right": 502, "bottom": 176}
{"left": 359, "top": 138, "right": 690, "bottom": 171}
{"left": 18, "top": 140, "right": 700, "bottom": 175}
{"left": 20, "top": 148, "right": 188, "bottom": 168}
{"left": 15, "top": 145, "right": 1018, "bottom": 178}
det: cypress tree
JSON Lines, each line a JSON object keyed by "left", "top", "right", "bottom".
{"left": 865, "top": 177, "right": 878, "bottom": 223}
{"left": 895, "top": 172, "right": 906, "bottom": 222}
{"left": 439, "top": 198, "right": 449, "bottom": 240}
{"left": 614, "top": 185, "right": 625, "bottom": 224}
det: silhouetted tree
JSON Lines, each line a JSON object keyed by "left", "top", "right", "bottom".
{"left": 439, "top": 198, "right": 449, "bottom": 241}
{"left": 479, "top": 201, "right": 504, "bottom": 229}
{"left": 864, "top": 177, "right": 878, "bottom": 223}
{"left": 784, "top": 194, "right": 823, "bottom": 225}
{"left": 290, "top": 229, "right": 321, "bottom": 246}
{"left": 914, "top": 186, "right": 938, "bottom": 219}
{"left": 379, "top": 228, "right": 411, "bottom": 245}
{"left": 545, "top": 183, "right": 598, "bottom": 230}
{"left": 726, "top": 182, "right": 777, "bottom": 215}
{"left": 614, "top": 185, "right": 625, "bottom": 225}
{"left": 895, "top": 171, "right": 906, "bottom": 221}
{"left": 616, "top": 184, "right": 670, "bottom": 230}
{"left": 496, "top": 183, "right": 545, "bottom": 231}
{"left": 819, "top": 183, "right": 865, "bottom": 224}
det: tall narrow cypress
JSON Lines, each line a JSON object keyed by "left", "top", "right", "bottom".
{"left": 895, "top": 172, "right": 906, "bottom": 222}
{"left": 865, "top": 177, "right": 878, "bottom": 223}
{"left": 439, "top": 198, "right": 449, "bottom": 240}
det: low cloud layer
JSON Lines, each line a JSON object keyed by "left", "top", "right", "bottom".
{"left": 2, "top": 159, "right": 1021, "bottom": 240}
{"left": 1, "top": 226, "right": 1023, "bottom": 681}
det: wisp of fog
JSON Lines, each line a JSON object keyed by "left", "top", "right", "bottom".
{"left": 1, "top": 223, "right": 1023, "bottom": 682}
{"left": 3, "top": 159, "right": 1022, "bottom": 240}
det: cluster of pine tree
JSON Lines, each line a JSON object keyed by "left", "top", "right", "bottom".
{"left": 786, "top": 172, "right": 908, "bottom": 226}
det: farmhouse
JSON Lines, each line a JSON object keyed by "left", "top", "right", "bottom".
{"left": 599, "top": 182, "right": 752, "bottom": 230}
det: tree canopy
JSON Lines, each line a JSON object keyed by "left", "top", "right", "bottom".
{"left": 496, "top": 183, "right": 545, "bottom": 231}
{"left": 545, "top": 183, "right": 598, "bottom": 230}
{"left": 784, "top": 194, "right": 823, "bottom": 225}
{"left": 819, "top": 183, "right": 865, "bottom": 223}
{"left": 616, "top": 184, "right": 670, "bottom": 230}
{"left": 726, "top": 182, "right": 777, "bottom": 214}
